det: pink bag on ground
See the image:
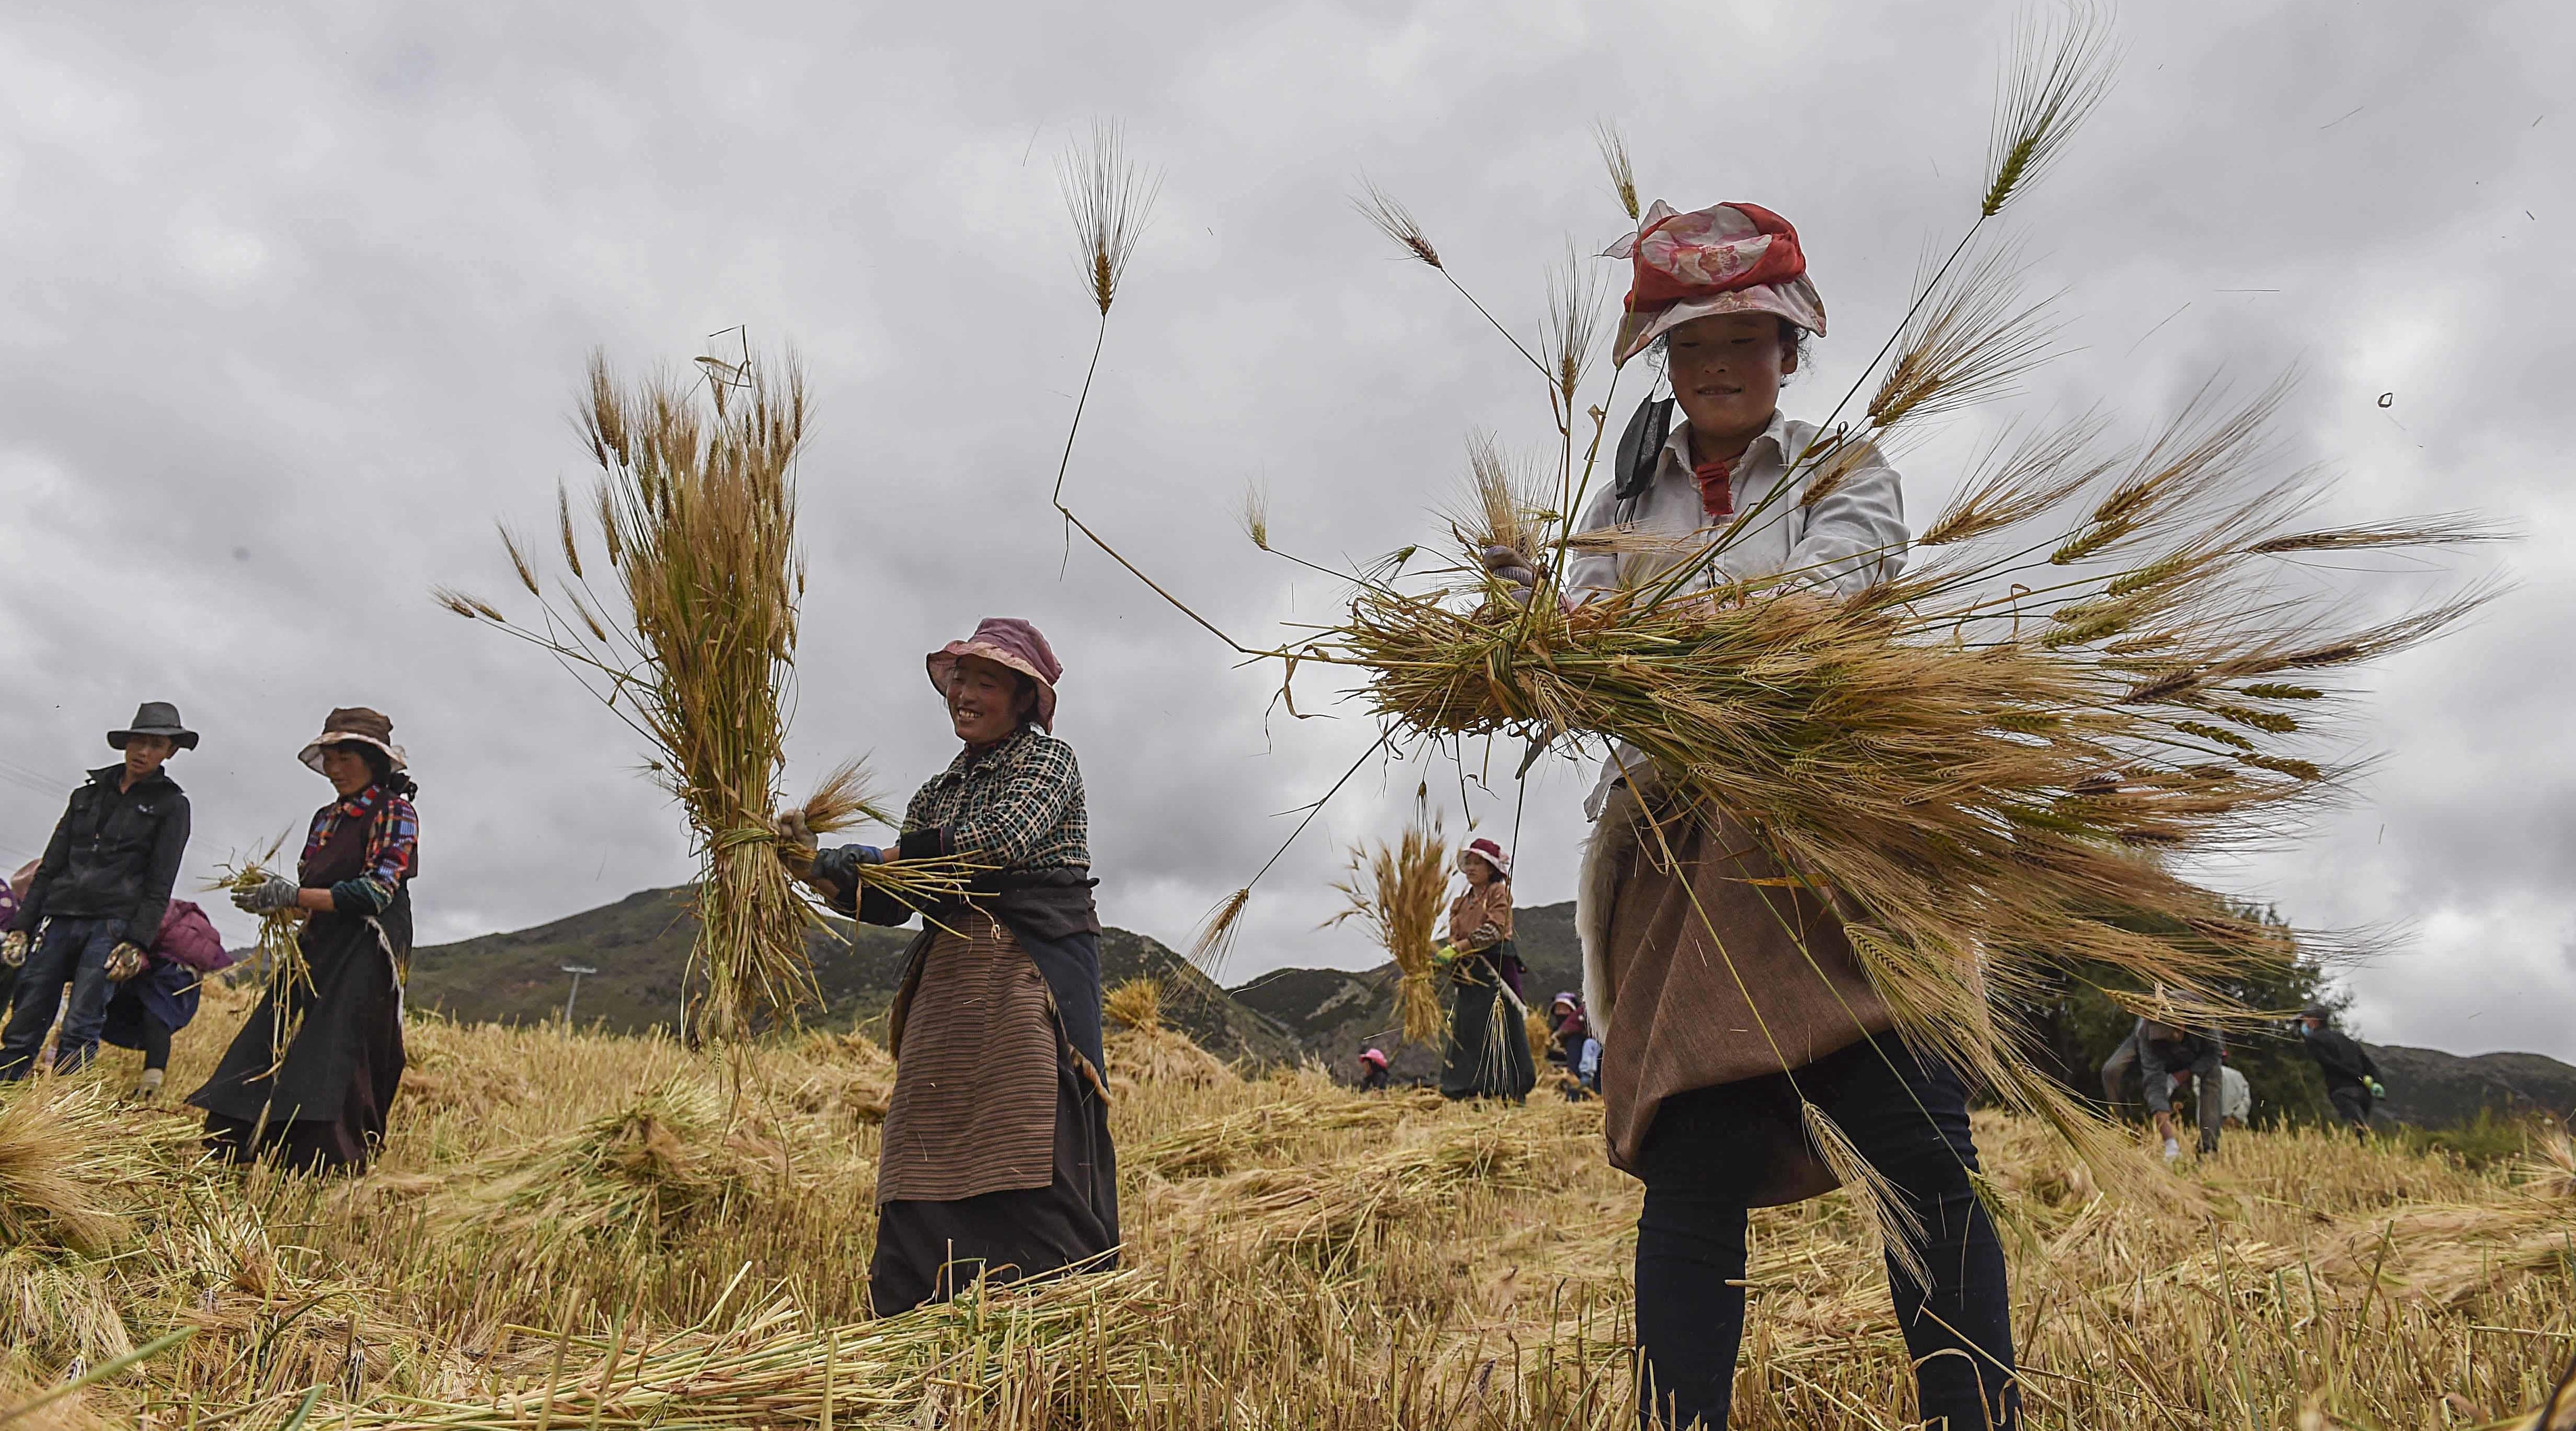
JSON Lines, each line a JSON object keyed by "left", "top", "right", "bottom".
{"left": 153, "top": 899, "right": 236, "bottom": 973}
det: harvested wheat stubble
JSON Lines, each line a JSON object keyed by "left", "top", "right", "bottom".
{"left": 1127, "top": 1083, "right": 1444, "bottom": 1179}
{"left": 437, "top": 1079, "right": 803, "bottom": 1249}
{"left": 10, "top": 983, "right": 2576, "bottom": 1428}
{"left": 313, "top": 1273, "right": 1167, "bottom": 1429}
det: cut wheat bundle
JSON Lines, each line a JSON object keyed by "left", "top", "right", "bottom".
{"left": 1101, "top": 978, "right": 1234, "bottom": 1091}
{"left": 206, "top": 837, "right": 308, "bottom": 1074}
{"left": 1325, "top": 802, "right": 1451, "bottom": 1046}
{"left": 435, "top": 348, "right": 974, "bottom": 1043}
{"left": 437, "top": 1079, "right": 800, "bottom": 1252}
{"left": 1, "top": 1082, "right": 198, "bottom": 1368}
{"left": 0, "top": 1081, "right": 192, "bottom": 1258}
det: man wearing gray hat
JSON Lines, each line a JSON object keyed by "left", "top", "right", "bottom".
{"left": 0, "top": 702, "right": 197, "bottom": 1079}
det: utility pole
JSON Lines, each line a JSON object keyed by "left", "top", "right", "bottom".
{"left": 561, "top": 964, "right": 599, "bottom": 1026}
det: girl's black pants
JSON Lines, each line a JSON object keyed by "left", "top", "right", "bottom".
{"left": 1633, "top": 1032, "right": 2020, "bottom": 1429}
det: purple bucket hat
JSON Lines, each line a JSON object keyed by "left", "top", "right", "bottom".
{"left": 927, "top": 617, "right": 1063, "bottom": 730}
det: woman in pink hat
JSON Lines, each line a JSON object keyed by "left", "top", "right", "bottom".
{"left": 1499, "top": 202, "right": 2017, "bottom": 1428}
{"left": 784, "top": 617, "right": 1116, "bottom": 1315}
{"left": 1433, "top": 837, "right": 1535, "bottom": 1104}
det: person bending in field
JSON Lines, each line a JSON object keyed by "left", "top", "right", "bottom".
{"left": 1356, "top": 1046, "right": 1392, "bottom": 1092}
{"left": 2138, "top": 1015, "right": 2224, "bottom": 1163}
{"left": 1487, "top": 201, "right": 2013, "bottom": 1429}
{"left": 2, "top": 703, "right": 196, "bottom": 1081}
{"left": 1548, "top": 992, "right": 1601, "bottom": 1100}
{"left": 0, "top": 861, "right": 31, "bottom": 1017}
{"left": 783, "top": 618, "right": 1117, "bottom": 1317}
{"left": 101, "top": 894, "right": 234, "bottom": 1104}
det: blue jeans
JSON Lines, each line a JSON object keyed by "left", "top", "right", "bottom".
{"left": 0, "top": 917, "right": 126, "bottom": 1078}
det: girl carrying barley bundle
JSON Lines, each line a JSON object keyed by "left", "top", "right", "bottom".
{"left": 1504, "top": 199, "right": 2020, "bottom": 1429}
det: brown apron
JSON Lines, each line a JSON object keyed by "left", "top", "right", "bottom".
{"left": 1594, "top": 781, "right": 1892, "bottom": 1200}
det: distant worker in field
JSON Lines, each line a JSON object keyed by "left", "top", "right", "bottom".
{"left": 785, "top": 619, "right": 1118, "bottom": 1317}
{"left": 0, "top": 861, "right": 31, "bottom": 1014}
{"left": 191, "top": 707, "right": 419, "bottom": 1172}
{"left": 2099, "top": 1017, "right": 2145, "bottom": 1110}
{"left": 102, "top": 896, "right": 234, "bottom": 1104}
{"left": 1356, "top": 1045, "right": 1391, "bottom": 1092}
{"left": 2137, "top": 1015, "right": 2224, "bottom": 1162}
{"left": 1485, "top": 202, "right": 2018, "bottom": 1430}
{"left": 2299, "top": 1003, "right": 2385, "bottom": 1132}
{"left": 1548, "top": 991, "right": 1600, "bottom": 1100}
{"left": 1432, "top": 837, "right": 1536, "bottom": 1104}
{"left": 1, "top": 703, "right": 197, "bottom": 1081}
{"left": 2217, "top": 1055, "right": 2252, "bottom": 1130}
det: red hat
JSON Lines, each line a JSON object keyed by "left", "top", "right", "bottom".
{"left": 1359, "top": 1047, "right": 1389, "bottom": 1068}
{"left": 1460, "top": 837, "right": 1512, "bottom": 880}
{"left": 1604, "top": 200, "right": 1828, "bottom": 365}
{"left": 927, "top": 617, "right": 1063, "bottom": 730}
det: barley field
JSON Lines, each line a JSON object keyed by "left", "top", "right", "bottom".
{"left": 2, "top": 979, "right": 2571, "bottom": 1429}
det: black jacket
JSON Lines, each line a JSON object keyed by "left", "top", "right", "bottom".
{"left": 13, "top": 765, "right": 192, "bottom": 940}
{"left": 2302, "top": 1024, "right": 2378, "bottom": 1093}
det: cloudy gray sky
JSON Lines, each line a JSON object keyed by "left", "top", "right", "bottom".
{"left": 4, "top": 2, "right": 2567, "bottom": 1059}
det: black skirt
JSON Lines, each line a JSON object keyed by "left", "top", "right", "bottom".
{"left": 189, "top": 895, "right": 408, "bottom": 1174}
{"left": 1439, "top": 941, "right": 1536, "bottom": 1103}
{"left": 868, "top": 1039, "right": 1119, "bottom": 1317}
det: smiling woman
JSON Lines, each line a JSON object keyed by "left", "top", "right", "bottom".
{"left": 787, "top": 616, "right": 1117, "bottom": 1317}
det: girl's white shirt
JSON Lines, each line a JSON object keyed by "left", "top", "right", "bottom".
{"left": 1563, "top": 406, "right": 1910, "bottom": 819}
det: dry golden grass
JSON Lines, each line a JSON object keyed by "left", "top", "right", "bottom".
{"left": 0, "top": 989, "right": 2568, "bottom": 1426}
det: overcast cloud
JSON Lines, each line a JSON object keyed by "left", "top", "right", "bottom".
{"left": 3, "top": 1, "right": 2567, "bottom": 1059}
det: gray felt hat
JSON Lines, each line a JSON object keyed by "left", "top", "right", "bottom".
{"left": 108, "top": 701, "right": 199, "bottom": 751}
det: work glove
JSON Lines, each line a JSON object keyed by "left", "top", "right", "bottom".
{"left": 1430, "top": 943, "right": 1460, "bottom": 969}
{"left": 2161, "top": 1137, "right": 2182, "bottom": 1165}
{"left": 2367, "top": 1079, "right": 2387, "bottom": 1100}
{"left": 810, "top": 844, "right": 883, "bottom": 896}
{"left": 0, "top": 930, "right": 26, "bottom": 968}
{"left": 233, "top": 874, "right": 302, "bottom": 914}
{"left": 104, "top": 942, "right": 148, "bottom": 982}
